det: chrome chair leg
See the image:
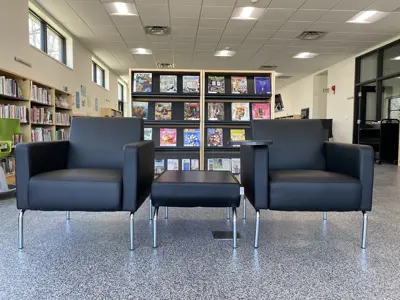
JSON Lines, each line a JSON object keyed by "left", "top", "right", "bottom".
{"left": 232, "top": 208, "right": 237, "bottom": 249}
{"left": 66, "top": 211, "right": 70, "bottom": 220}
{"left": 226, "top": 207, "right": 230, "bottom": 219}
{"left": 153, "top": 207, "right": 159, "bottom": 248}
{"left": 361, "top": 211, "right": 368, "bottom": 249}
{"left": 165, "top": 207, "right": 168, "bottom": 219}
{"left": 323, "top": 212, "right": 327, "bottom": 220}
{"left": 149, "top": 198, "right": 153, "bottom": 221}
{"left": 243, "top": 197, "right": 246, "bottom": 220}
{"left": 129, "top": 212, "right": 134, "bottom": 251}
{"left": 18, "top": 210, "right": 25, "bottom": 249}
{"left": 254, "top": 210, "right": 260, "bottom": 248}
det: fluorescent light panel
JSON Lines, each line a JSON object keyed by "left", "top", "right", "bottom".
{"left": 231, "top": 7, "right": 265, "bottom": 20}
{"left": 131, "top": 48, "right": 153, "bottom": 55}
{"left": 346, "top": 10, "right": 389, "bottom": 24}
{"left": 391, "top": 56, "right": 400, "bottom": 61}
{"left": 214, "top": 49, "right": 236, "bottom": 57}
{"left": 293, "top": 52, "right": 318, "bottom": 59}
{"left": 104, "top": 2, "right": 138, "bottom": 16}
{"left": 275, "top": 72, "right": 283, "bottom": 77}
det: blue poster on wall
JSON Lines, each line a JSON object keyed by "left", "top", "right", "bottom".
{"left": 75, "top": 91, "right": 80, "bottom": 109}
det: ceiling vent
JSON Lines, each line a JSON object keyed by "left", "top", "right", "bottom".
{"left": 157, "top": 63, "right": 175, "bottom": 69}
{"left": 259, "top": 65, "right": 277, "bottom": 70}
{"left": 145, "top": 26, "right": 170, "bottom": 36}
{"left": 297, "top": 31, "right": 327, "bottom": 40}
{"left": 276, "top": 75, "right": 292, "bottom": 79}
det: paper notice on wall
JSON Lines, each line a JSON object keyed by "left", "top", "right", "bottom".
{"left": 95, "top": 97, "right": 99, "bottom": 112}
{"left": 87, "top": 94, "right": 92, "bottom": 108}
{"left": 80, "top": 85, "right": 86, "bottom": 107}
{"left": 75, "top": 91, "right": 80, "bottom": 109}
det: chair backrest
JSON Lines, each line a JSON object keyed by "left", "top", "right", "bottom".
{"left": 68, "top": 117, "right": 144, "bottom": 169}
{"left": 252, "top": 119, "right": 326, "bottom": 170}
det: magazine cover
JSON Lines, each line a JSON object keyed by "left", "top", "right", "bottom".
{"left": 183, "top": 75, "right": 200, "bottom": 93}
{"left": 254, "top": 76, "right": 271, "bottom": 95}
{"left": 160, "top": 75, "right": 177, "bottom": 93}
{"left": 207, "top": 128, "right": 223, "bottom": 147}
{"left": 207, "top": 76, "right": 225, "bottom": 94}
{"left": 132, "top": 101, "right": 148, "bottom": 119}
{"left": 183, "top": 128, "right": 200, "bottom": 147}
{"left": 184, "top": 102, "right": 200, "bottom": 120}
{"left": 252, "top": 103, "right": 271, "bottom": 120}
{"left": 231, "top": 158, "right": 241, "bottom": 174}
{"left": 160, "top": 128, "right": 176, "bottom": 147}
{"left": 230, "top": 129, "right": 245, "bottom": 147}
{"left": 155, "top": 102, "right": 172, "bottom": 120}
{"left": 208, "top": 102, "right": 224, "bottom": 121}
{"left": 231, "top": 76, "right": 248, "bottom": 94}
{"left": 182, "top": 159, "right": 191, "bottom": 171}
{"left": 144, "top": 128, "right": 152, "bottom": 141}
{"left": 191, "top": 159, "right": 199, "bottom": 171}
{"left": 232, "top": 103, "right": 250, "bottom": 121}
{"left": 133, "top": 73, "right": 152, "bottom": 93}
{"left": 208, "top": 158, "right": 231, "bottom": 171}
{"left": 154, "top": 159, "right": 165, "bottom": 174}
{"left": 167, "top": 159, "right": 179, "bottom": 171}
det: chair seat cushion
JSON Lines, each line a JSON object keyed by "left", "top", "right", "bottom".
{"left": 151, "top": 171, "right": 241, "bottom": 207}
{"left": 29, "top": 169, "right": 122, "bottom": 211}
{"left": 269, "top": 170, "right": 361, "bottom": 211}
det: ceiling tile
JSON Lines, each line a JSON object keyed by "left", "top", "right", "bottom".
{"left": 290, "top": 9, "right": 327, "bottom": 22}
{"left": 366, "top": 0, "right": 400, "bottom": 12}
{"left": 260, "top": 9, "right": 296, "bottom": 21}
{"left": 265, "top": 38, "right": 293, "bottom": 45}
{"left": 195, "top": 43, "right": 217, "bottom": 51}
{"left": 173, "top": 44, "right": 195, "bottom": 50}
{"left": 171, "top": 18, "right": 199, "bottom": 27}
{"left": 219, "top": 37, "right": 245, "bottom": 44}
{"left": 90, "top": 25, "right": 120, "bottom": 37}
{"left": 242, "top": 38, "right": 269, "bottom": 45}
{"left": 318, "top": 10, "right": 359, "bottom": 23}
{"left": 300, "top": 0, "right": 341, "bottom": 9}
{"left": 199, "top": 18, "right": 229, "bottom": 28}
{"left": 172, "top": 26, "right": 198, "bottom": 36}
{"left": 146, "top": 35, "right": 172, "bottom": 42}
{"left": 247, "top": 29, "right": 276, "bottom": 39}
{"left": 169, "top": 0, "right": 202, "bottom": 5}
{"left": 117, "top": 26, "right": 147, "bottom": 41}
{"left": 196, "top": 36, "right": 221, "bottom": 43}
{"left": 67, "top": 1, "right": 113, "bottom": 26}
{"left": 133, "top": 0, "right": 168, "bottom": 4}
{"left": 332, "top": 0, "right": 376, "bottom": 10}
{"left": 172, "top": 36, "right": 196, "bottom": 43}
{"left": 203, "top": 0, "right": 236, "bottom": 5}
{"left": 39, "top": 0, "right": 81, "bottom": 24}
{"left": 235, "top": 0, "right": 272, "bottom": 7}
{"left": 151, "top": 42, "right": 173, "bottom": 50}
{"left": 197, "top": 28, "right": 224, "bottom": 37}
{"left": 201, "top": 6, "right": 234, "bottom": 18}
{"left": 253, "top": 20, "right": 286, "bottom": 30}
{"left": 170, "top": 5, "right": 201, "bottom": 19}
{"left": 269, "top": 0, "right": 307, "bottom": 9}
{"left": 140, "top": 17, "right": 170, "bottom": 27}
{"left": 280, "top": 21, "right": 313, "bottom": 31}
{"left": 110, "top": 15, "right": 142, "bottom": 27}
{"left": 272, "top": 30, "right": 302, "bottom": 39}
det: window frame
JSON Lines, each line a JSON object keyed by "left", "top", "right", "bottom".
{"left": 118, "top": 82, "right": 124, "bottom": 113}
{"left": 29, "top": 9, "right": 67, "bottom": 64}
{"left": 92, "top": 61, "right": 106, "bottom": 88}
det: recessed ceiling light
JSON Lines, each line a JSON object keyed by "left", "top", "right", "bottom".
{"left": 214, "top": 48, "right": 236, "bottom": 57}
{"left": 104, "top": 2, "right": 138, "bottom": 16}
{"left": 346, "top": 10, "right": 389, "bottom": 24}
{"left": 231, "top": 7, "right": 265, "bottom": 20}
{"left": 131, "top": 48, "right": 153, "bottom": 55}
{"left": 391, "top": 56, "right": 400, "bottom": 60}
{"left": 275, "top": 72, "right": 283, "bottom": 77}
{"left": 293, "top": 52, "right": 318, "bottom": 59}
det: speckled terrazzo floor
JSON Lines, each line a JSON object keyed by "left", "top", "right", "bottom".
{"left": 0, "top": 164, "right": 399, "bottom": 299}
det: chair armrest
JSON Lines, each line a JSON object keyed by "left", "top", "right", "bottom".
{"left": 325, "top": 142, "right": 374, "bottom": 211}
{"left": 15, "top": 141, "right": 69, "bottom": 209}
{"left": 123, "top": 140, "right": 155, "bottom": 212}
{"left": 240, "top": 144, "right": 269, "bottom": 210}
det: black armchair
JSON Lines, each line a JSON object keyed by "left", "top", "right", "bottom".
{"left": 16, "top": 117, "right": 154, "bottom": 250}
{"left": 241, "top": 120, "right": 374, "bottom": 249}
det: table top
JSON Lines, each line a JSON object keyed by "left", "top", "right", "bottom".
{"left": 229, "top": 140, "right": 273, "bottom": 147}
{"left": 154, "top": 171, "right": 239, "bottom": 185}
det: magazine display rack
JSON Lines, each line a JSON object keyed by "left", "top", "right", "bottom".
{"left": 130, "top": 69, "right": 275, "bottom": 180}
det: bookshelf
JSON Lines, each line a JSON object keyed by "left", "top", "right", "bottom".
{"left": 100, "top": 107, "right": 122, "bottom": 117}
{"left": 0, "top": 68, "right": 72, "bottom": 182}
{"left": 275, "top": 114, "right": 301, "bottom": 120}
{"left": 129, "top": 68, "right": 275, "bottom": 179}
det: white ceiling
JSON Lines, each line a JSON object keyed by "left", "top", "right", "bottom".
{"left": 37, "top": 0, "right": 400, "bottom": 88}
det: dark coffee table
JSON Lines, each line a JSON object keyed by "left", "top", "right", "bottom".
{"left": 151, "top": 171, "right": 242, "bottom": 248}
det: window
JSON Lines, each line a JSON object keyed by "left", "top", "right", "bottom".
{"left": 118, "top": 82, "right": 124, "bottom": 114}
{"left": 383, "top": 44, "right": 400, "bottom": 76}
{"left": 28, "top": 10, "right": 66, "bottom": 64}
{"left": 359, "top": 52, "right": 378, "bottom": 83}
{"left": 92, "top": 61, "right": 106, "bottom": 88}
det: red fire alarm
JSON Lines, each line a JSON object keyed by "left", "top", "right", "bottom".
{"left": 332, "top": 85, "right": 336, "bottom": 95}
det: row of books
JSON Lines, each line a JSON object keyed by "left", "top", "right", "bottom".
{"left": 133, "top": 73, "right": 199, "bottom": 93}
{"left": 145, "top": 128, "right": 246, "bottom": 147}
{"left": 0, "top": 104, "right": 28, "bottom": 123}
{"left": 133, "top": 102, "right": 271, "bottom": 121}
{"left": 0, "top": 156, "right": 15, "bottom": 176}
{"left": 31, "top": 107, "right": 52, "bottom": 124}
{"left": 208, "top": 158, "right": 241, "bottom": 174}
{"left": 31, "top": 83, "right": 52, "bottom": 105}
{"left": 12, "top": 134, "right": 22, "bottom": 147}
{"left": 56, "top": 129, "right": 69, "bottom": 141}
{"left": 55, "top": 113, "right": 70, "bottom": 125}
{"left": 0, "top": 76, "right": 23, "bottom": 98}
{"left": 132, "top": 73, "right": 271, "bottom": 95}
{"left": 155, "top": 158, "right": 200, "bottom": 174}
{"left": 55, "top": 94, "right": 70, "bottom": 109}
{"left": 31, "top": 128, "right": 52, "bottom": 142}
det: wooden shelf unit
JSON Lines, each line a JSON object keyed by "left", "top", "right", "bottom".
{"left": 100, "top": 107, "right": 122, "bottom": 117}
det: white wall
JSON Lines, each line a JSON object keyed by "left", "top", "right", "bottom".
{"left": 0, "top": 0, "right": 119, "bottom": 116}
{"left": 313, "top": 73, "right": 327, "bottom": 119}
